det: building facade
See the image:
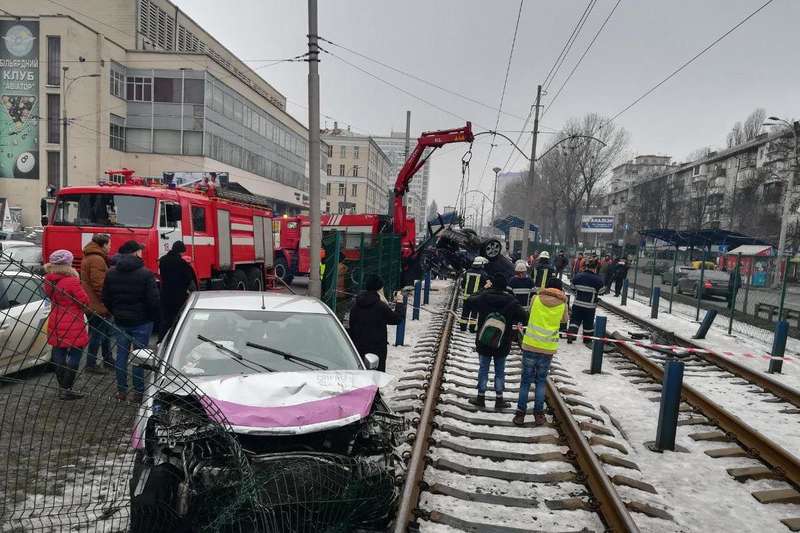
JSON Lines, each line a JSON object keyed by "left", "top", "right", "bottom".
{"left": 0, "top": 0, "right": 322, "bottom": 226}
{"left": 321, "top": 126, "right": 391, "bottom": 215}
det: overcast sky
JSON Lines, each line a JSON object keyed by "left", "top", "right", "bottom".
{"left": 175, "top": 0, "right": 799, "bottom": 215}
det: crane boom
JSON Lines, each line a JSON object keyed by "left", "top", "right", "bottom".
{"left": 393, "top": 122, "right": 474, "bottom": 258}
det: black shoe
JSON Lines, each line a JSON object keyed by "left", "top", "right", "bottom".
{"left": 512, "top": 410, "right": 525, "bottom": 426}
{"left": 60, "top": 389, "right": 84, "bottom": 401}
{"left": 468, "top": 396, "right": 486, "bottom": 408}
{"left": 495, "top": 398, "right": 511, "bottom": 410}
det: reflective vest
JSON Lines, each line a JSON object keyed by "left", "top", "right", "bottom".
{"left": 522, "top": 295, "right": 565, "bottom": 354}
{"left": 320, "top": 262, "right": 326, "bottom": 279}
{"left": 463, "top": 272, "right": 482, "bottom": 299}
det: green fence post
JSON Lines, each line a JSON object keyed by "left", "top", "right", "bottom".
{"left": 331, "top": 231, "right": 341, "bottom": 311}
{"left": 778, "top": 257, "right": 789, "bottom": 322}
{"left": 358, "top": 233, "right": 365, "bottom": 292}
{"left": 649, "top": 239, "right": 657, "bottom": 305}
{"left": 695, "top": 248, "right": 708, "bottom": 322}
{"left": 728, "top": 253, "right": 742, "bottom": 335}
{"left": 742, "top": 263, "right": 752, "bottom": 316}
{"left": 632, "top": 240, "right": 641, "bottom": 301}
{"left": 668, "top": 246, "right": 678, "bottom": 314}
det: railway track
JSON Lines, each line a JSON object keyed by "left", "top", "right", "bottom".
{"left": 391, "top": 284, "right": 647, "bottom": 532}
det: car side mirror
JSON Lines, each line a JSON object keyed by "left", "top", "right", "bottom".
{"left": 131, "top": 348, "right": 158, "bottom": 370}
{"left": 364, "top": 353, "right": 380, "bottom": 370}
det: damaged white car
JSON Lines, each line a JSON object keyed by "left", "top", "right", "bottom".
{"left": 128, "top": 292, "right": 404, "bottom": 532}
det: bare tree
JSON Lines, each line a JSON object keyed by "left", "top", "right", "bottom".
{"left": 727, "top": 108, "right": 766, "bottom": 148}
{"left": 685, "top": 146, "right": 714, "bottom": 163}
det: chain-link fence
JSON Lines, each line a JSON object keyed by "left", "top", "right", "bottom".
{"left": 0, "top": 252, "right": 401, "bottom": 532}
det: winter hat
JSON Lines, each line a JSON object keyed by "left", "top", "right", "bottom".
{"left": 48, "top": 249, "right": 73, "bottom": 265}
{"left": 171, "top": 240, "right": 187, "bottom": 253}
{"left": 365, "top": 274, "right": 384, "bottom": 292}
{"left": 91, "top": 233, "right": 110, "bottom": 245}
{"left": 490, "top": 273, "right": 507, "bottom": 291}
{"left": 119, "top": 240, "right": 144, "bottom": 254}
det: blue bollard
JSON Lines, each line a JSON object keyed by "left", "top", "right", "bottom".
{"left": 692, "top": 309, "right": 718, "bottom": 339}
{"left": 590, "top": 316, "right": 607, "bottom": 374}
{"left": 651, "top": 287, "right": 661, "bottom": 319}
{"left": 654, "top": 359, "right": 685, "bottom": 451}
{"left": 424, "top": 271, "right": 431, "bottom": 305}
{"left": 621, "top": 279, "right": 629, "bottom": 306}
{"left": 412, "top": 280, "right": 421, "bottom": 320}
{"left": 395, "top": 293, "right": 409, "bottom": 346}
{"left": 769, "top": 320, "right": 788, "bottom": 374}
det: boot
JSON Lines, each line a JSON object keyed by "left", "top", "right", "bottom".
{"left": 494, "top": 397, "right": 511, "bottom": 410}
{"left": 59, "top": 365, "right": 84, "bottom": 400}
{"left": 60, "top": 389, "right": 84, "bottom": 401}
{"left": 533, "top": 411, "right": 546, "bottom": 426}
{"left": 512, "top": 410, "right": 525, "bottom": 426}
{"left": 468, "top": 395, "right": 486, "bottom": 408}
{"left": 128, "top": 391, "right": 143, "bottom": 404}
{"left": 85, "top": 365, "right": 108, "bottom": 375}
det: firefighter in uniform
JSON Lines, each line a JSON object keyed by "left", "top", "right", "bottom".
{"left": 568, "top": 259, "right": 605, "bottom": 346}
{"left": 508, "top": 260, "right": 534, "bottom": 308}
{"left": 459, "top": 256, "right": 489, "bottom": 331}
{"left": 531, "top": 250, "right": 554, "bottom": 293}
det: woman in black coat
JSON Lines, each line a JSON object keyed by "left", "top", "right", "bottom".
{"left": 158, "top": 241, "right": 195, "bottom": 339}
{"left": 348, "top": 274, "right": 406, "bottom": 371}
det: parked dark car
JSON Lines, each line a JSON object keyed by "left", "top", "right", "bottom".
{"left": 676, "top": 270, "right": 731, "bottom": 299}
{"left": 662, "top": 265, "right": 695, "bottom": 286}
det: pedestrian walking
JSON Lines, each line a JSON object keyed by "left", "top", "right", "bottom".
{"left": 460, "top": 273, "right": 527, "bottom": 410}
{"left": 44, "top": 250, "right": 90, "bottom": 400}
{"left": 554, "top": 250, "right": 569, "bottom": 279}
{"left": 348, "top": 274, "right": 406, "bottom": 372}
{"left": 158, "top": 241, "right": 194, "bottom": 339}
{"left": 80, "top": 233, "right": 114, "bottom": 374}
{"left": 508, "top": 260, "right": 534, "bottom": 308}
{"left": 102, "top": 240, "right": 160, "bottom": 403}
{"left": 514, "top": 277, "right": 569, "bottom": 426}
{"left": 532, "top": 250, "right": 554, "bottom": 292}
{"left": 568, "top": 259, "right": 605, "bottom": 346}
{"left": 571, "top": 253, "right": 585, "bottom": 278}
{"left": 612, "top": 258, "right": 629, "bottom": 297}
{"left": 600, "top": 255, "right": 614, "bottom": 292}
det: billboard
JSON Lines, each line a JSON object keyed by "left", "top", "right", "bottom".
{"left": 0, "top": 20, "right": 39, "bottom": 179}
{"left": 580, "top": 215, "right": 614, "bottom": 233}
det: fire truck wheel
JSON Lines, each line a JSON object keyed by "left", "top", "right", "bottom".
{"left": 273, "top": 257, "right": 293, "bottom": 284}
{"left": 226, "top": 270, "right": 248, "bottom": 291}
{"left": 245, "top": 267, "right": 263, "bottom": 291}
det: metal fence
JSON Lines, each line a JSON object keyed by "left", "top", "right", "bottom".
{"left": 624, "top": 246, "right": 795, "bottom": 345}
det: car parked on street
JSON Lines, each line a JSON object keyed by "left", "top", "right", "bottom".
{"left": 676, "top": 269, "right": 730, "bottom": 299}
{"left": 0, "top": 271, "right": 49, "bottom": 375}
{"left": 128, "top": 291, "right": 402, "bottom": 532}
{"left": 0, "top": 240, "right": 43, "bottom": 273}
{"left": 662, "top": 265, "right": 695, "bottom": 286}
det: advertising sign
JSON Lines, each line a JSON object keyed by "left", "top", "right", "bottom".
{"left": 580, "top": 215, "right": 614, "bottom": 233}
{"left": 0, "top": 20, "right": 39, "bottom": 179}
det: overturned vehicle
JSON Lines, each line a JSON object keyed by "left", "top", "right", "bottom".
{"left": 129, "top": 291, "right": 403, "bottom": 532}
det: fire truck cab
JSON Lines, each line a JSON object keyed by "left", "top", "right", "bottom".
{"left": 42, "top": 169, "right": 274, "bottom": 291}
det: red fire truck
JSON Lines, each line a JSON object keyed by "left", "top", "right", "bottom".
{"left": 42, "top": 169, "right": 275, "bottom": 290}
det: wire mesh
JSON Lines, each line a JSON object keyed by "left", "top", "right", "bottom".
{"left": 0, "top": 252, "right": 400, "bottom": 532}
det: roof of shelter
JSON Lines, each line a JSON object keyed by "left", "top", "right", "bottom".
{"left": 639, "top": 228, "right": 771, "bottom": 248}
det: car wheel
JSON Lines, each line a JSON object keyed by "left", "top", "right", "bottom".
{"left": 245, "top": 267, "right": 263, "bottom": 291}
{"left": 225, "top": 270, "right": 247, "bottom": 291}
{"left": 482, "top": 239, "right": 503, "bottom": 260}
{"left": 273, "top": 256, "right": 294, "bottom": 285}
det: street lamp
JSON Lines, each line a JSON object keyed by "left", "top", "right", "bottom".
{"left": 465, "top": 189, "right": 492, "bottom": 235}
{"left": 491, "top": 166, "right": 501, "bottom": 232}
{"left": 62, "top": 67, "right": 100, "bottom": 188}
{"left": 763, "top": 116, "right": 800, "bottom": 264}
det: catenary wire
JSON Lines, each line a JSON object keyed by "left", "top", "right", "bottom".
{"left": 542, "top": 0, "right": 597, "bottom": 91}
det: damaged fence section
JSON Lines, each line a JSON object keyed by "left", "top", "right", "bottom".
{"left": 0, "top": 253, "right": 401, "bottom": 532}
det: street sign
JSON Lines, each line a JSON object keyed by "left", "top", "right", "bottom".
{"left": 580, "top": 215, "right": 614, "bottom": 234}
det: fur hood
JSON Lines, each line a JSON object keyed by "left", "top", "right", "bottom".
{"left": 44, "top": 263, "right": 79, "bottom": 277}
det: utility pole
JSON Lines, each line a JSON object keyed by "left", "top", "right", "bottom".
{"left": 777, "top": 122, "right": 799, "bottom": 265}
{"left": 521, "top": 85, "right": 542, "bottom": 259}
{"left": 62, "top": 66, "right": 69, "bottom": 188}
{"left": 479, "top": 194, "right": 485, "bottom": 236}
{"left": 491, "top": 166, "right": 501, "bottom": 234}
{"left": 307, "top": 0, "right": 322, "bottom": 298}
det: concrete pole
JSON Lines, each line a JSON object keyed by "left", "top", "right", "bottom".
{"left": 491, "top": 166, "right": 501, "bottom": 233}
{"left": 307, "top": 0, "right": 322, "bottom": 298}
{"left": 62, "top": 66, "right": 69, "bottom": 188}
{"left": 521, "top": 85, "right": 542, "bottom": 259}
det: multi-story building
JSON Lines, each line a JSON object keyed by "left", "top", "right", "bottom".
{"left": 372, "top": 132, "right": 431, "bottom": 238}
{"left": 608, "top": 155, "right": 673, "bottom": 192}
{"left": 321, "top": 125, "right": 391, "bottom": 215}
{"left": 0, "top": 0, "right": 324, "bottom": 226}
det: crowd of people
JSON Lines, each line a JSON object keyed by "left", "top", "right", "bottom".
{"left": 44, "top": 237, "right": 195, "bottom": 402}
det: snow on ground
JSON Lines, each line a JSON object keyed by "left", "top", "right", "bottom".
{"left": 556, "top": 337, "right": 800, "bottom": 532}
{"left": 601, "top": 294, "right": 800, "bottom": 392}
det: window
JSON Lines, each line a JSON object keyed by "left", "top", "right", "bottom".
{"left": 191, "top": 206, "right": 207, "bottom": 232}
{"left": 352, "top": 165, "right": 359, "bottom": 176}
{"left": 351, "top": 183, "right": 358, "bottom": 196}
{"left": 126, "top": 76, "right": 152, "bottom": 102}
{"left": 353, "top": 146, "right": 359, "bottom": 159}
{"left": 340, "top": 145, "right": 346, "bottom": 158}
{"left": 693, "top": 166, "right": 700, "bottom": 176}
{"left": 0, "top": 277, "right": 44, "bottom": 310}
{"left": 110, "top": 69, "right": 124, "bottom": 98}
{"left": 47, "top": 151, "right": 59, "bottom": 189}
{"left": 339, "top": 164, "right": 345, "bottom": 176}
{"left": 327, "top": 144, "right": 333, "bottom": 157}
{"left": 326, "top": 163, "right": 332, "bottom": 175}
{"left": 47, "top": 94, "right": 60, "bottom": 144}
{"left": 53, "top": 194, "right": 156, "bottom": 228}
{"left": 325, "top": 201, "right": 330, "bottom": 213}
{"left": 325, "top": 183, "right": 331, "bottom": 195}
{"left": 110, "top": 115, "right": 125, "bottom": 151}
{"left": 47, "top": 36, "right": 61, "bottom": 86}
{"left": 338, "top": 183, "right": 345, "bottom": 196}
{"left": 154, "top": 77, "right": 181, "bottom": 102}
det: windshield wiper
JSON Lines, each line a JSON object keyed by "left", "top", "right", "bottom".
{"left": 197, "top": 335, "right": 275, "bottom": 373}
{"left": 245, "top": 341, "right": 329, "bottom": 370}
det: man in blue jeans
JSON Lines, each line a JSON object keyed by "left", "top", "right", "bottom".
{"left": 102, "top": 240, "right": 160, "bottom": 403}
{"left": 514, "top": 277, "right": 569, "bottom": 426}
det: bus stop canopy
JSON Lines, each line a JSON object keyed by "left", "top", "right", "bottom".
{"left": 493, "top": 215, "right": 539, "bottom": 234}
{"left": 639, "top": 229, "right": 771, "bottom": 248}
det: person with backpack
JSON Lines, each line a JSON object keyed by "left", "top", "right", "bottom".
{"left": 568, "top": 259, "right": 605, "bottom": 346}
{"left": 514, "top": 277, "right": 569, "bottom": 426}
{"left": 531, "top": 251, "right": 554, "bottom": 292}
{"left": 459, "top": 256, "right": 489, "bottom": 330}
{"left": 460, "top": 273, "right": 527, "bottom": 410}
{"left": 508, "top": 260, "right": 534, "bottom": 308}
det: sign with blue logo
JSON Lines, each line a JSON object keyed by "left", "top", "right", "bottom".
{"left": 580, "top": 215, "right": 614, "bottom": 234}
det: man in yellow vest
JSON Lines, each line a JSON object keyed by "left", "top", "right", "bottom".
{"left": 513, "top": 277, "right": 569, "bottom": 426}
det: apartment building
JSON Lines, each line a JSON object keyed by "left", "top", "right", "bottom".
{"left": 0, "top": 0, "right": 324, "bottom": 226}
